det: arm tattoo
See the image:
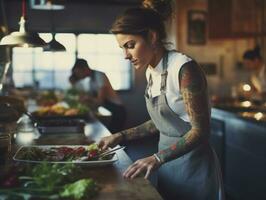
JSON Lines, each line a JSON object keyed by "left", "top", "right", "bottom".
{"left": 120, "top": 120, "right": 159, "bottom": 141}
{"left": 157, "top": 61, "right": 211, "bottom": 163}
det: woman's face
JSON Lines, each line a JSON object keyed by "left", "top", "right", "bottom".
{"left": 115, "top": 34, "right": 154, "bottom": 70}
{"left": 243, "top": 58, "right": 261, "bottom": 71}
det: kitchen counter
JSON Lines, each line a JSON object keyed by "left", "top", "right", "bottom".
{"left": 212, "top": 101, "right": 266, "bottom": 124}
{"left": 212, "top": 106, "right": 266, "bottom": 125}
{"left": 210, "top": 107, "right": 266, "bottom": 200}
{"left": 1, "top": 119, "right": 162, "bottom": 200}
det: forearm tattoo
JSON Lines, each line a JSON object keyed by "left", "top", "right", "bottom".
{"left": 120, "top": 120, "right": 159, "bottom": 141}
{"left": 157, "top": 61, "right": 211, "bottom": 163}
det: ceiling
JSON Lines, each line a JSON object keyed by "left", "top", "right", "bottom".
{"left": 7, "top": 0, "right": 142, "bottom": 6}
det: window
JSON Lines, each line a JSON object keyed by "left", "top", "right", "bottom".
{"left": 12, "top": 33, "right": 132, "bottom": 91}
{"left": 77, "top": 34, "right": 131, "bottom": 90}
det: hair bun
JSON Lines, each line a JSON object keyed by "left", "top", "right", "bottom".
{"left": 142, "top": 0, "right": 173, "bottom": 20}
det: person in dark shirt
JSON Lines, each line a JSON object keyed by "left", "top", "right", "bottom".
{"left": 243, "top": 46, "right": 266, "bottom": 100}
{"left": 70, "top": 58, "right": 126, "bottom": 133}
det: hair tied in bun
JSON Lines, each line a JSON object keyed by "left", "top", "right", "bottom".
{"left": 142, "top": 0, "right": 173, "bottom": 21}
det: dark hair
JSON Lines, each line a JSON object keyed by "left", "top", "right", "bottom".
{"left": 69, "top": 74, "right": 79, "bottom": 84}
{"left": 243, "top": 46, "right": 262, "bottom": 60}
{"left": 110, "top": 1, "right": 172, "bottom": 42}
{"left": 142, "top": 0, "right": 172, "bottom": 20}
{"left": 72, "top": 58, "right": 89, "bottom": 72}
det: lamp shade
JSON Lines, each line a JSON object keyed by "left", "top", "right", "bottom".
{"left": 43, "top": 37, "right": 66, "bottom": 52}
{"left": 0, "top": 17, "right": 47, "bottom": 47}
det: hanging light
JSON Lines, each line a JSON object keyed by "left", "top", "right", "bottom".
{"left": 43, "top": 2, "right": 66, "bottom": 52}
{"left": 0, "top": 0, "right": 47, "bottom": 47}
{"left": 43, "top": 33, "right": 66, "bottom": 51}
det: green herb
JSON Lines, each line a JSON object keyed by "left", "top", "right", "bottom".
{"left": 16, "top": 147, "right": 46, "bottom": 161}
{"left": 87, "top": 143, "right": 98, "bottom": 151}
{"left": 31, "top": 163, "right": 77, "bottom": 191}
{"left": 0, "top": 163, "right": 99, "bottom": 200}
{"left": 76, "top": 103, "right": 90, "bottom": 114}
{"left": 60, "top": 179, "right": 99, "bottom": 200}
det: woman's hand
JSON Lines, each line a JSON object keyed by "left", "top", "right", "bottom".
{"left": 98, "top": 133, "right": 123, "bottom": 151}
{"left": 123, "top": 155, "right": 161, "bottom": 180}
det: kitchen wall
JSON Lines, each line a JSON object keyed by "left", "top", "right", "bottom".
{"left": 2, "top": 0, "right": 150, "bottom": 129}
{"left": 1, "top": 0, "right": 261, "bottom": 128}
{"left": 176, "top": 0, "right": 256, "bottom": 97}
{"left": 5, "top": 1, "right": 130, "bottom": 33}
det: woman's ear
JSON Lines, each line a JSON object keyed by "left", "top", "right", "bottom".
{"left": 148, "top": 30, "right": 158, "bottom": 46}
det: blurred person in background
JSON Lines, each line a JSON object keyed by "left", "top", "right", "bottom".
{"left": 70, "top": 58, "right": 126, "bottom": 132}
{"left": 243, "top": 46, "right": 266, "bottom": 101}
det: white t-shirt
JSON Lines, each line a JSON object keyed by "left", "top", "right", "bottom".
{"left": 251, "top": 65, "right": 266, "bottom": 93}
{"left": 74, "top": 70, "right": 104, "bottom": 95}
{"left": 73, "top": 71, "right": 122, "bottom": 105}
{"left": 146, "top": 51, "right": 192, "bottom": 122}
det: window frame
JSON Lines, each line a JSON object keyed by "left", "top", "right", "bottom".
{"left": 11, "top": 32, "right": 134, "bottom": 92}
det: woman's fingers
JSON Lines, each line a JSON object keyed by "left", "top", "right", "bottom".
{"left": 123, "top": 156, "right": 158, "bottom": 180}
{"left": 123, "top": 161, "right": 148, "bottom": 179}
{"left": 98, "top": 140, "right": 104, "bottom": 148}
{"left": 97, "top": 140, "right": 107, "bottom": 150}
{"left": 98, "top": 136, "right": 113, "bottom": 150}
{"left": 102, "top": 143, "right": 109, "bottom": 151}
{"left": 123, "top": 162, "right": 138, "bottom": 178}
{"left": 130, "top": 168, "right": 142, "bottom": 179}
{"left": 144, "top": 166, "right": 153, "bottom": 179}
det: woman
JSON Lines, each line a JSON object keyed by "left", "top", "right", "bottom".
{"left": 98, "top": 2, "right": 224, "bottom": 200}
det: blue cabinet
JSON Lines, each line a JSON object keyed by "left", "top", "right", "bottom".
{"left": 211, "top": 109, "right": 266, "bottom": 200}
{"left": 210, "top": 118, "right": 225, "bottom": 176}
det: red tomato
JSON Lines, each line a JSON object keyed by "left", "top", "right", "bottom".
{"left": 74, "top": 147, "right": 85, "bottom": 156}
{"left": 88, "top": 149, "right": 98, "bottom": 159}
{"left": 57, "top": 147, "right": 74, "bottom": 154}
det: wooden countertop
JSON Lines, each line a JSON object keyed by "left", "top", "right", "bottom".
{"left": 3, "top": 119, "right": 162, "bottom": 200}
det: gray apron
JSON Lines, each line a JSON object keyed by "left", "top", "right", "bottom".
{"left": 144, "top": 52, "right": 224, "bottom": 200}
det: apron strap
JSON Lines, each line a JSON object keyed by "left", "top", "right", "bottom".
{"left": 145, "top": 51, "right": 169, "bottom": 98}
{"left": 145, "top": 74, "right": 153, "bottom": 98}
{"left": 160, "top": 51, "right": 169, "bottom": 94}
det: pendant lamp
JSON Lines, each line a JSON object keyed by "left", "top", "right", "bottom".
{"left": 0, "top": 0, "right": 47, "bottom": 47}
{"left": 43, "top": 6, "right": 66, "bottom": 52}
{"left": 43, "top": 33, "right": 66, "bottom": 52}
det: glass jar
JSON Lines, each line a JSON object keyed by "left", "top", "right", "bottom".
{"left": 15, "top": 114, "right": 38, "bottom": 145}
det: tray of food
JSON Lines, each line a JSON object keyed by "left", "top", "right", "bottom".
{"left": 36, "top": 119, "right": 86, "bottom": 134}
{"left": 31, "top": 102, "right": 93, "bottom": 121}
{"left": 13, "top": 144, "right": 118, "bottom": 166}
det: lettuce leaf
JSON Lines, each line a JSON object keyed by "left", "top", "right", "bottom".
{"left": 60, "top": 179, "right": 98, "bottom": 200}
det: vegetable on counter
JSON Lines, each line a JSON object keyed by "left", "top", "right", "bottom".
{"left": 15, "top": 143, "right": 114, "bottom": 162}
{"left": 0, "top": 163, "right": 99, "bottom": 200}
{"left": 60, "top": 179, "right": 99, "bottom": 200}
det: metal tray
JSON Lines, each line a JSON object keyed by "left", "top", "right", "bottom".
{"left": 13, "top": 145, "right": 118, "bottom": 167}
{"left": 36, "top": 119, "right": 86, "bottom": 134}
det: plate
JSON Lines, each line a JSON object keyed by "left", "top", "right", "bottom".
{"left": 31, "top": 112, "right": 93, "bottom": 121}
{"left": 13, "top": 145, "right": 118, "bottom": 166}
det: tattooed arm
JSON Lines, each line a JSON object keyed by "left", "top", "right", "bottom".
{"left": 98, "top": 119, "right": 159, "bottom": 150}
{"left": 120, "top": 119, "right": 159, "bottom": 141}
{"left": 156, "top": 60, "right": 211, "bottom": 163}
